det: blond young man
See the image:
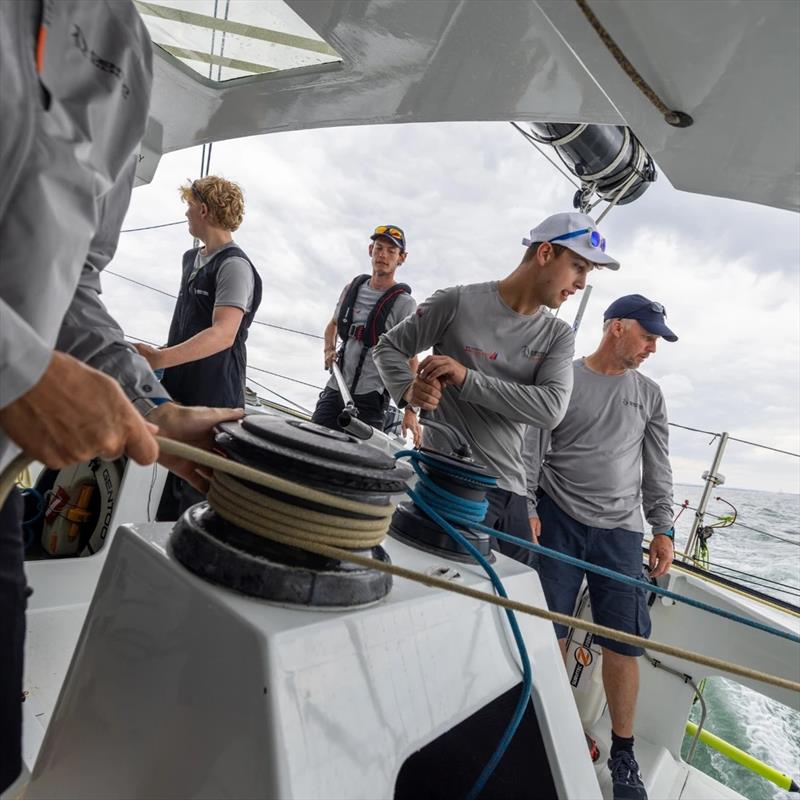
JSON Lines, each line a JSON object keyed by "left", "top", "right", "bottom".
{"left": 136, "top": 176, "right": 263, "bottom": 519}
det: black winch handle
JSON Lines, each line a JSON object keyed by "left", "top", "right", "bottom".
{"left": 329, "top": 361, "right": 374, "bottom": 440}
{"left": 337, "top": 408, "right": 373, "bottom": 440}
{"left": 330, "top": 361, "right": 357, "bottom": 409}
{"left": 419, "top": 411, "right": 472, "bottom": 459}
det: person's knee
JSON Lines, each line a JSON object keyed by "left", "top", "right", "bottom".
{"left": 311, "top": 389, "right": 344, "bottom": 429}
{"left": 601, "top": 647, "right": 639, "bottom": 665}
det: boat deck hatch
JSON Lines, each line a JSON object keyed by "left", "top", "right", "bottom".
{"left": 395, "top": 683, "right": 557, "bottom": 800}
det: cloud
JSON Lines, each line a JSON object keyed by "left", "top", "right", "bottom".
{"left": 111, "top": 122, "right": 799, "bottom": 493}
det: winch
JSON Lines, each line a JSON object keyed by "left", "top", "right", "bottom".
{"left": 169, "top": 414, "right": 412, "bottom": 607}
{"left": 388, "top": 416, "right": 497, "bottom": 563}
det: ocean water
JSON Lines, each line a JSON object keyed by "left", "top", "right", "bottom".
{"left": 671, "top": 484, "right": 800, "bottom": 800}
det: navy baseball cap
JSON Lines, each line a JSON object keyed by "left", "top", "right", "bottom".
{"left": 370, "top": 224, "right": 406, "bottom": 251}
{"left": 604, "top": 294, "right": 678, "bottom": 341}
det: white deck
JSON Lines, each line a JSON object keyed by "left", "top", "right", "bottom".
{"left": 14, "top": 515, "right": 793, "bottom": 798}
{"left": 22, "top": 522, "right": 599, "bottom": 799}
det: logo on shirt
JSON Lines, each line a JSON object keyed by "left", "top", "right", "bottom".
{"left": 464, "top": 345, "right": 498, "bottom": 361}
{"left": 523, "top": 346, "right": 547, "bottom": 361}
{"left": 622, "top": 398, "right": 644, "bottom": 409}
{"left": 71, "top": 25, "right": 131, "bottom": 99}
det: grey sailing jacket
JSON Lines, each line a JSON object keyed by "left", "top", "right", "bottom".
{"left": 0, "top": 0, "right": 167, "bottom": 471}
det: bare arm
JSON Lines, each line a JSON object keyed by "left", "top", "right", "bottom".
{"left": 135, "top": 306, "right": 244, "bottom": 370}
{"left": 323, "top": 317, "right": 337, "bottom": 370}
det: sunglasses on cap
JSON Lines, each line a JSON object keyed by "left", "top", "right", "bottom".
{"left": 549, "top": 227, "right": 607, "bottom": 253}
{"left": 631, "top": 300, "right": 667, "bottom": 317}
{"left": 189, "top": 180, "right": 209, "bottom": 206}
{"left": 373, "top": 225, "right": 405, "bottom": 241}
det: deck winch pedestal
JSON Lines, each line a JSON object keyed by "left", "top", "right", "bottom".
{"left": 25, "top": 417, "right": 597, "bottom": 800}
{"left": 170, "top": 416, "right": 411, "bottom": 607}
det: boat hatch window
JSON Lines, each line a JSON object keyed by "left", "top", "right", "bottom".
{"left": 134, "top": 0, "right": 342, "bottom": 83}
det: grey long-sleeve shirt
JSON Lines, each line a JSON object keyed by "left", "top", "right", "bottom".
{"left": 0, "top": 0, "right": 158, "bottom": 471}
{"left": 373, "top": 282, "right": 575, "bottom": 495}
{"left": 525, "top": 358, "right": 674, "bottom": 535}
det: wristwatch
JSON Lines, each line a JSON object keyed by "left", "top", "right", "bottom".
{"left": 655, "top": 527, "right": 675, "bottom": 540}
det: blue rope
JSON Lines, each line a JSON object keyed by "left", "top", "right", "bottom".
{"left": 396, "top": 451, "right": 531, "bottom": 800}
{"left": 483, "top": 528, "right": 800, "bottom": 645}
{"left": 396, "top": 449, "right": 800, "bottom": 799}
{"left": 396, "top": 449, "right": 800, "bottom": 646}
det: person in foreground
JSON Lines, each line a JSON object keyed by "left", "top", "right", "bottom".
{"left": 526, "top": 295, "right": 678, "bottom": 800}
{"left": 0, "top": 2, "right": 242, "bottom": 790}
{"left": 313, "top": 224, "right": 420, "bottom": 444}
{"left": 373, "top": 212, "right": 620, "bottom": 564}
{"left": 135, "top": 176, "right": 263, "bottom": 519}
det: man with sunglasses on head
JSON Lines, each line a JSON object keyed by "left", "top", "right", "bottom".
{"left": 135, "top": 176, "right": 263, "bottom": 520}
{"left": 312, "top": 225, "right": 420, "bottom": 444}
{"left": 373, "top": 212, "right": 619, "bottom": 566}
{"left": 525, "top": 295, "right": 678, "bottom": 800}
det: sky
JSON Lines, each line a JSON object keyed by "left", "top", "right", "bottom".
{"left": 106, "top": 121, "right": 800, "bottom": 496}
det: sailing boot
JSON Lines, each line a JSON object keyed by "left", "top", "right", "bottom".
{"left": 607, "top": 750, "right": 647, "bottom": 800}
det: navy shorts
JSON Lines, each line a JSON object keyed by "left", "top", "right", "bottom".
{"left": 1, "top": 489, "right": 25, "bottom": 791}
{"left": 483, "top": 488, "right": 538, "bottom": 569}
{"left": 536, "top": 492, "right": 651, "bottom": 657}
{"left": 311, "top": 387, "right": 389, "bottom": 432}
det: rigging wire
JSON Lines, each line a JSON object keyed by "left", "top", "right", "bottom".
{"left": 247, "top": 365, "right": 323, "bottom": 391}
{"left": 123, "top": 334, "right": 315, "bottom": 411}
{"left": 198, "top": 0, "right": 220, "bottom": 180}
{"left": 106, "top": 269, "right": 177, "bottom": 299}
{"left": 673, "top": 501, "right": 799, "bottom": 547}
{"left": 120, "top": 220, "right": 187, "bottom": 234}
{"left": 728, "top": 436, "right": 800, "bottom": 459}
{"left": 104, "top": 269, "right": 324, "bottom": 338}
{"left": 666, "top": 542, "right": 800, "bottom": 597}
{"left": 245, "top": 374, "right": 312, "bottom": 415}
{"left": 669, "top": 422, "right": 799, "bottom": 458}
{"left": 697, "top": 569, "right": 800, "bottom": 600}
{"left": 252, "top": 321, "right": 323, "bottom": 340}
{"left": 509, "top": 122, "right": 580, "bottom": 189}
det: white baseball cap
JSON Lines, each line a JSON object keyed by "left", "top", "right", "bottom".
{"left": 522, "top": 212, "right": 620, "bottom": 270}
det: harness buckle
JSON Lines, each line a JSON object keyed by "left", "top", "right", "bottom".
{"left": 348, "top": 323, "right": 365, "bottom": 340}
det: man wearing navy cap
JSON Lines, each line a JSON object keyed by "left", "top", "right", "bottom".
{"left": 313, "top": 225, "right": 420, "bottom": 442}
{"left": 526, "top": 294, "right": 678, "bottom": 800}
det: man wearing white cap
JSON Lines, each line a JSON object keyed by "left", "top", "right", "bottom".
{"left": 374, "top": 212, "right": 619, "bottom": 564}
{"left": 526, "top": 294, "right": 678, "bottom": 800}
